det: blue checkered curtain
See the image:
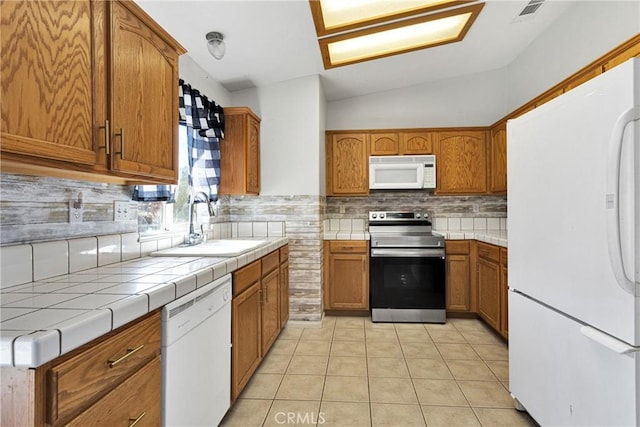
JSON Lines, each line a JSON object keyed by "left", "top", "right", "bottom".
{"left": 179, "top": 80, "right": 225, "bottom": 203}
{"left": 132, "top": 80, "right": 224, "bottom": 203}
{"left": 132, "top": 185, "right": 175, "bottom": 202}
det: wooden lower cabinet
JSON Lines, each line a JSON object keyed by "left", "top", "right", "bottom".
{"left": 280, "top": 246, "right": 290, "bottom": 328}
{"left": 231, "top": 278, "right": 262, "bottom": 402}
{"left": 261, "top": 253, "right": 280, "bottom": 355}
{"left": 0, "top": 311, "right": 161, "bottom": 427}
{"left": 324, "top": 240, "right": 369, "bottom": 310}
{"left": 475, "top": 242, "right": 509, "bottom": 338}
{"left": 445, "top": 241, "right": 472, "bottom": 312}
{"left": 67, "top": 356, "right": 161, "bottom": 426}
{"left": 477, "top": 257, "right": 501, "bottom": 331}
{"left": 231, "top": 245, "right": 289, "bottom": 402}
{"left": 500, "top": 247, "right": 509, "bottom": 338}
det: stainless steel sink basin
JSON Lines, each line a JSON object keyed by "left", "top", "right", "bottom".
{"left": 150, "top": 239, "right": 267, "bottom": 257}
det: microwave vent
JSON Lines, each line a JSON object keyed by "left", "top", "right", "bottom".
{"left": 369, "top": 155, "right": 434, "bottom": 164}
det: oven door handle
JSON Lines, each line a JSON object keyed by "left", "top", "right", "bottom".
{"left": 370, "top": 248, "right": 445, "bottom": 258}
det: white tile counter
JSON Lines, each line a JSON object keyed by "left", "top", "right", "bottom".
{"left": 434, "top": 230, "right": 508, "bottom": 248}
{"left": 0, "top": 237, "right": 288, "bottom": 368}
{"left": 322, "top": 218, "right": 507, "bottom": 247}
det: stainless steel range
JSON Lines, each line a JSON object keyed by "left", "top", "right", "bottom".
{"left": 369, "top": 211, "right": 446, "bottom": 323}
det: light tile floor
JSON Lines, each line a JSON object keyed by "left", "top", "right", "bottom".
{"left": 221, "top": 316, "right": 537, "bottom": 427}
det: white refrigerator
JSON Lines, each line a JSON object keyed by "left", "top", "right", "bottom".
{"left": 507, "top": 58, "right": 640, "bottom": 426}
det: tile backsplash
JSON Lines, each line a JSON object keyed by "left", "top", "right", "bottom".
{"left": 327, "top": 192, "right": 507, "bottom": 220}
{"left": 0, "top": 221, "right": 285, "bottom": 290}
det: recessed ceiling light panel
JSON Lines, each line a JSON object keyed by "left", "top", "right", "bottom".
{"left": 310, "top": 0, "right": 473, "bottom": 36}
{"left": 318, "top": 3, "right": 484, "bottom": 69}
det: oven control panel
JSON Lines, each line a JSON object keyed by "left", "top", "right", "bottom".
{"left": 369, "top": 211, "right": 430, "bottom": 221}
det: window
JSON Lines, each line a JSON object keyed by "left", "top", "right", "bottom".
{"left": 137, "top": 125, "right": 190, "bottom": 233}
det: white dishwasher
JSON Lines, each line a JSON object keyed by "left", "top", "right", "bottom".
{"left": 162, "top": 273, "right": 232, "bottom": 427}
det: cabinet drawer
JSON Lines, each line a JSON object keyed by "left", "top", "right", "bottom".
{"left": 279, "top": 245, "right": 289, "bottom": 262}
{"left": 261, "top": 250, "right": 279, "bottom": 276}
{"left": 445, "top": 240, "right": 470, "bottom": 255}
{"left": 329, "top": 240, "right": 368, "bottom": 254}
{"left": 46, "top": 311, "right": 161, "bottom": 425}
{"left": 477, "top": 242, "right": 500, "bottom": 263}
{"left": 234, "top": 260, "right": 261, "bottom": 297}
{"left": 66, "top": 356, "right": 161, "bottom": 427}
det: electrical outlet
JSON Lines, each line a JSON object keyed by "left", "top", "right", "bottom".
{"left": 69, "top": 200, "right": 83, "bottom": 223}
{"left": 114, "top": 201, "right": 129, "bottom": 221}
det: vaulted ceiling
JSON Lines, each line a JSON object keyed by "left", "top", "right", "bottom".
{"left": 136, "top": 1, "right": 574, "bottom": 101}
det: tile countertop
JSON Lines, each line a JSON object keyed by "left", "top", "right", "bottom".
{"left": 435, "top": 230, "right": 508, "bottom": 248}
{"left": 0, "top": 237, "right": 288, "bottom": 368}
{"left": 323, "top": 230, "right": 507, "bottom": 248}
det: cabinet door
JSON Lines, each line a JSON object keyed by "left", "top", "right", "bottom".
{"left": 231, "top": 283, "right": 261, "bottom": 402}
{"left": 500, "top": 264, "right": 508, "bottom": 338}
{"left": 280, "top": 259, "right": 290, "bottom": 328}
{"left": 220, "top": 107, "right": 261, "bottom": 195}
{"left": 246, "top": 115, "right": 261, "bottom": 194}
{"left": 1, "top": 1, "right": 98, "bottom": 166}
{"left": 370, "top": 133, "right": 399, "bottom": 155}
{"left": 400, "top": 132, "right": 433, "bottom": 154}
{"left": 435, "top": 131, "right": 487, "bottom": 194}
{"left": 66, "top": 356, "right": 161, "bottom": 427}
{"left": 477, "top": 258, "right": 501, "bottom": 331}
{"left": 109, "top": 1, "right": 179, "bottom": 181}
{"left": 446, "top": 254, "right": 471, "bottom": 311}
{"left": 489, "top": 123, "right": 507, "bottom": 194}
{"left": 326, "top": 253, "right": 368, "bottom": 310}
{"left": 261, "top": 268, "right": 280, "bottom": 355}
{"left": 500, "top": 247, "right": 508, "bottom": 338}
{"left": 327, "top": 133, "right": 369, "bottom": 196}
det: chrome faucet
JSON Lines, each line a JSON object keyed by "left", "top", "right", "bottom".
{"left": 187, "top": 191, "right": 215, "bottom": 246}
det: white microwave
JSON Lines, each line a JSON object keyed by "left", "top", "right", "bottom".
{"left": 369, "top": 155, "right": 436, "bottom": 190}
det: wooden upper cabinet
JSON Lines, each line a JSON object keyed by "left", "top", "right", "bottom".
{"left": 326, "top": 133, "right": 369, "bottom": 196}
{"left": 369, "top": 131, "right": 433, "bottom": 155}
{"left": 489, "top": 122, "right": 507, "bottom": 194}
{"left": 400, "top": 132, "right": 433, "bottom": 155}
{"left": 434, "top": 130, "right": 487, "bottom": 194}
{"left": 0, "top": 1, "right": 98, "bottom": 166}
{"left": 0, "top": 0, "right": 185, "bottom": 184}
{"left": 220, "top": 107, "right": 261, "bottom": 195}
{"left": 370, "top": 133, "right": 399, "bottom": 155}
{"left": 108, "top": 1, "right": 182, "bottom": 182}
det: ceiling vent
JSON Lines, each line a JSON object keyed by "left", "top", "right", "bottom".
{"left": 513, "top": 0, "right": 545, "bottom": 22}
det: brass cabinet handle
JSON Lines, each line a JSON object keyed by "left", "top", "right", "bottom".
{"left": 107, "top": 344, "right": 144, "bottom": 368}
{"left": 115, "top": 128, "right": 125, "bottom": 159}
{"left": 98, "top": 120, "right": 110, "bottom": 154}
{"left": 129, "top": 412, "right": 146, "bottom": 427}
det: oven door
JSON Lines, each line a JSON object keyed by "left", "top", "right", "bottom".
{"left": 370, "top": 247, "right": 446, "bottom": 310}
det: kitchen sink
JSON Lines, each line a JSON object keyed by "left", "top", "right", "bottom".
{"left": 150, "top": 239, "right": 267, "bottom": 257}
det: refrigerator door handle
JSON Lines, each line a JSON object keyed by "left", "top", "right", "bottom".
{"left": 580, "top": 325, "right": 639, "bottom": 355}
{"left": 605, "top": 106, "right": 640, "bottom": 295}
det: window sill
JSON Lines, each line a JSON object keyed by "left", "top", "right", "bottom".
{"left": 138, "top": 228, "right": 187, "bottom": 243}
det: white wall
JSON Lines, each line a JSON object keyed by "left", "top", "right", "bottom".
{"left": 231, "top": 75, "right": 325, "bottom": 196}
{"left": 326, "top": 68, "right": 507, "bottom": 129}
{"left": 505, "top": 1, "right": 640, "bottom": 113}
{"left": 179, "top": 55, "right": 231, "bottom": 106}
{"left": 325, "top": 1, "right": 639, "bottom": 129}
